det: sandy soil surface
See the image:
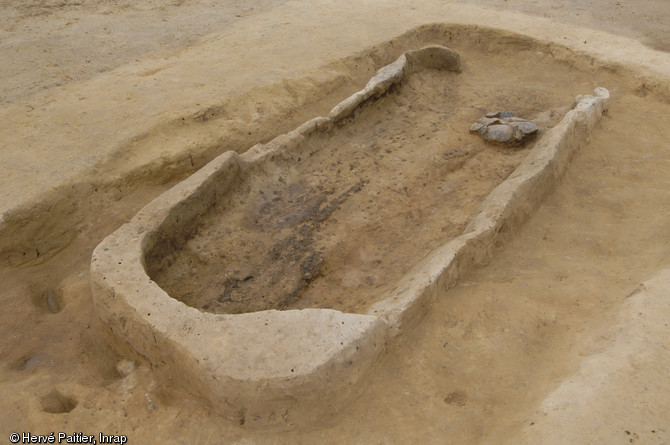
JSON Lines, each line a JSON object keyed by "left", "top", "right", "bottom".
{"left": 0, "top": 0, "right": 288, "bottom": 105}
{"left": 1, "top": 0, "right": 668, "bottom": 105}
{"left": 1, "top": 0, "right": 670, "bottom": 443}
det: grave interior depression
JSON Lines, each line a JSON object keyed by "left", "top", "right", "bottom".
{"left": 147, "top": 48, "right": 560, "bottom": 316}
{"left": 145, "top": 41, "right": 598, "bottom": 316}
{"left": 91, "top": 31, "right": 611, "bottom": 428}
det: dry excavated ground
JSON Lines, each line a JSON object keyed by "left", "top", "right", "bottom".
{"left": 1, "top": 0, "right": 670, "bottom": 444}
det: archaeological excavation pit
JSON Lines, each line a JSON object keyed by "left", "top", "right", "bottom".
{"left": 147, "top": 50, "right": 546, "bottom": 315}
{"left": 91, "top": 32, "right": 610, "bottom": 428}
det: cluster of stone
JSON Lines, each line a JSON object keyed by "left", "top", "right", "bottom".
{"left": 469, "top": 111, "right": 539, "bottom": 146}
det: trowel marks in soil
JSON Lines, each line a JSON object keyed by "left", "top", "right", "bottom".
{"left": 150, "top": 50, "right": 576, "bottom": 315}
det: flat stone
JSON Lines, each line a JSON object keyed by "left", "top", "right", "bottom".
{"left": 517, "top": 121, "right": 539, "bottom": 135}
{"left": 480, "top": 117, "right": 501, "bottom": 126}
{"left": 500, "top": 111, "right": 515, "bottom": 118}
{"left": 469, "top": 122, "right": 485, "bottom": 132}
{"left": 469, "top": 117, "right": 501, "bottom": 133}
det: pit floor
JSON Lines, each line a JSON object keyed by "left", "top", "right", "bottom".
{"left": 150, "top": 48, "right": 590, "bottom": 315}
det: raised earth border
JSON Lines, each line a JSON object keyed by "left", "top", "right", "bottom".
{"left": 90, "top": 44, "right": 609, "bottom": 429}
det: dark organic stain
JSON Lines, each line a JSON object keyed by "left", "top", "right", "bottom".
{"left": 444, "top": 391, "right": 467, "bottom": 407}
{"left": 204, "top": 180, "right": 366, "bottom": 313}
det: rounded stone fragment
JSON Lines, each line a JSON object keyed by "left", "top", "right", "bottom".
{"left": 471, "top": 111, "right": 539, "bottom": 147}
{"left": 484, "top": 124, "right": 515, "bottom": 143}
